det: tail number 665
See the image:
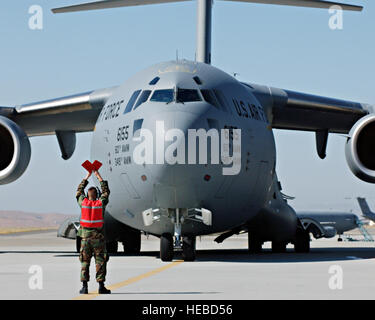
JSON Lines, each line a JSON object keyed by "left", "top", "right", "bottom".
{"left": 117, "top": 126, "right": 129, "bottom": 141}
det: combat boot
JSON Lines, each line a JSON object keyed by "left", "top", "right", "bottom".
{"left": 80, "top": 281, "right": 88, "bottom": 294}
{"left": 98, "top": 281, "right": 111, "bottom": 294}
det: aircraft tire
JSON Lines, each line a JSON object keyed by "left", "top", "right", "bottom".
{"left": 182, "top": 236, "right": 196, "bottom": 261}
{"left": 294, "top": 229, "right": 310, "bottom": 253}
{"left": 106, "top": 241, "right": 118, "bottom": 254}
{"left": 248, "top": 234, "right": 263, "bottom": 254}
{"left": 272, "top": 241, "right": 287, "bottom": 253}
{"left": 123, "top": 231, "right": 141, "bottom": 254}
{"left": 76, "top": 236, "right": 82, "bottom": 253}
{"left": 160, "top": 233, "right": 174, "bottom": 262}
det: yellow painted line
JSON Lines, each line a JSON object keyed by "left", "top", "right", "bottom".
{"left": 73, "top": 260, "right": 184, "bottom": 300}
{"left": 0, "top": 227, "right": 57, "bottom": 235}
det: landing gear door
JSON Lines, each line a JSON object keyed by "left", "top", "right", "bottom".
{"left": 201, "top": 208, "right": 212, "bottom": 226}
{"left": 142, "top": 209, "right": 154, "bottom": 227}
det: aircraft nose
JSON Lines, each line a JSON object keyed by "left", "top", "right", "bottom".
{"left": 141, "top": 109, "right": 218, "bottom": 208}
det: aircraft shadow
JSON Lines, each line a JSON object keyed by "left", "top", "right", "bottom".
{"left": 1, "top": 248, "right": 375, "bottom": 263}
{"left": 110, "top": 291, "right": 220, "bottom": 295}
{"left": 100, "top": 247, "right": 375, "bottom": 263}
{"left": 192, "top": 248, "right": 375, "bottom": 263}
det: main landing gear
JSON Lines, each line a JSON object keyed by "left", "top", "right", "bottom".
{"left": 76, "top": 236, "right": 82, "bottom": 253}
{"left": 294, "top": 228, "right": 310, "bottom": 253}
{"left": 105, "top": 229, "right": 142, "bottom": 254}
{"left": 247, "top": 229, "right": 310, "bottom": 254}
{"left": 106, "top": 240, "right": 118, "bottom": 254}
{"left": 272, "top": 241, "right": 287, "bottom": 253}
{"left": 248, "top": 234, "right": 263, "bottom": 254}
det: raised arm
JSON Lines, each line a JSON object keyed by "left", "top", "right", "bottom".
{"left": 76, "top": 171, "right": 91, "bottom": 206}
{"left": 93, "top": 170, "right": 110, "bottom": 206}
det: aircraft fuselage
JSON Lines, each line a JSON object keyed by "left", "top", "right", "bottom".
{"left": 91, "top": 60, "right": 276, "bottom": 237}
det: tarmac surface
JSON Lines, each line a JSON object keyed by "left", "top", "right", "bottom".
{"left": 0, "top": 230, "right": 375, "bottom": 300}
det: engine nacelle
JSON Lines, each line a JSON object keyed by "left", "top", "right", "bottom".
{"left": 0, "top": 116, "right": 31, "bottom": 185}
{"left": 346, "top": 114, "right": 375, "bottom": 183}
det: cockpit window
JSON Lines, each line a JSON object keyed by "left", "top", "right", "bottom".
{"left": 177, "top": 89, "right": 201, "bottom": 103}
{"left": 201, "top": 89, "right": 220, "bottom": 109}
{"left": 213, "top": 89, "right": 229, "bottom": 112}
{"left": 124, "top": 90, "right": 141, "bottom": 114}
{"left": 150, "top": 89, "right": 174, "bottom": 103}
{"left": 193, "top": 76, "right": 203, "bottom": 85}
{"left": 133, "top": 90, "right": 151, "bottom": 110}
{"left": 150, "top": 88, "right": 202, "bottom": 104}
{"left": 149, "top": 77, "right": 160, "bottom": 85}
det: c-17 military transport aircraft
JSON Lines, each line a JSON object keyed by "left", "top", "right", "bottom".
{"left": 0, "top": 0, "right": 371, "bottom": 261}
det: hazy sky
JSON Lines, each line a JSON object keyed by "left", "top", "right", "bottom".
{"left": 0, "top": 0, "right": 374, "bottom": 216}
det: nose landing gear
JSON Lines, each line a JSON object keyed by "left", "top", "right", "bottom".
{"left": 160, "top": 234, "right": 197, "bottom": 262}
{"left": 160, "top": 233, "right": 174, "bottom": 261}
{"left": 160, "top": 209, "right": 197, "bottom": 262}
{"left": 182, "top": 236, "right": 196, "bottom": 261}
{"left": 147, "top": 208, "right": 211, "bottom": 262}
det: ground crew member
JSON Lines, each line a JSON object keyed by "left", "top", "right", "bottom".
{"left": 76, "top": 169, "right": 111, "bottom": 294}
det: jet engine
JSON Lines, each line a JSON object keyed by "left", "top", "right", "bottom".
{"left": 346, "top": 114, "right": 375, "bottom": 183}
{"left": 0, "top": 116, "right": 31, "bottom": 185}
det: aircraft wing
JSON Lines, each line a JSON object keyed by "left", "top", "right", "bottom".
{"left": 248, "top": 83, "right": 372, "bottom": 135}
{"left": 1, "top": 86, "right": 117, "bottom": 137}
{"left": 51, "top": 0, "right": 362, "bottom": 13}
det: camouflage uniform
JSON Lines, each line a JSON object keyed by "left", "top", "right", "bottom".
{"left": 76, "top": 179, "right": 110, "bottom": 283}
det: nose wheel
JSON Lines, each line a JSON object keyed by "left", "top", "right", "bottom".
{"left": 182, "top": 236, "right": 196, "bottom": 261}
{"left": 148, "top": 208, "right": 210, "bottom": 262}
{"left": 160, "top": 233, "right": 174, "bottom": 261}
{"left": 160, "top": 234, "right": 197, "bottom": 262}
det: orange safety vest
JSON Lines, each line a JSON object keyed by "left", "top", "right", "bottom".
{"left": 80, "top": 198, "right": 104, "bottom": 228}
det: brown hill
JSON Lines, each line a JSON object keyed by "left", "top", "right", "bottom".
{"left": 0, "top": 211, "right": 75, "bottom": 231}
